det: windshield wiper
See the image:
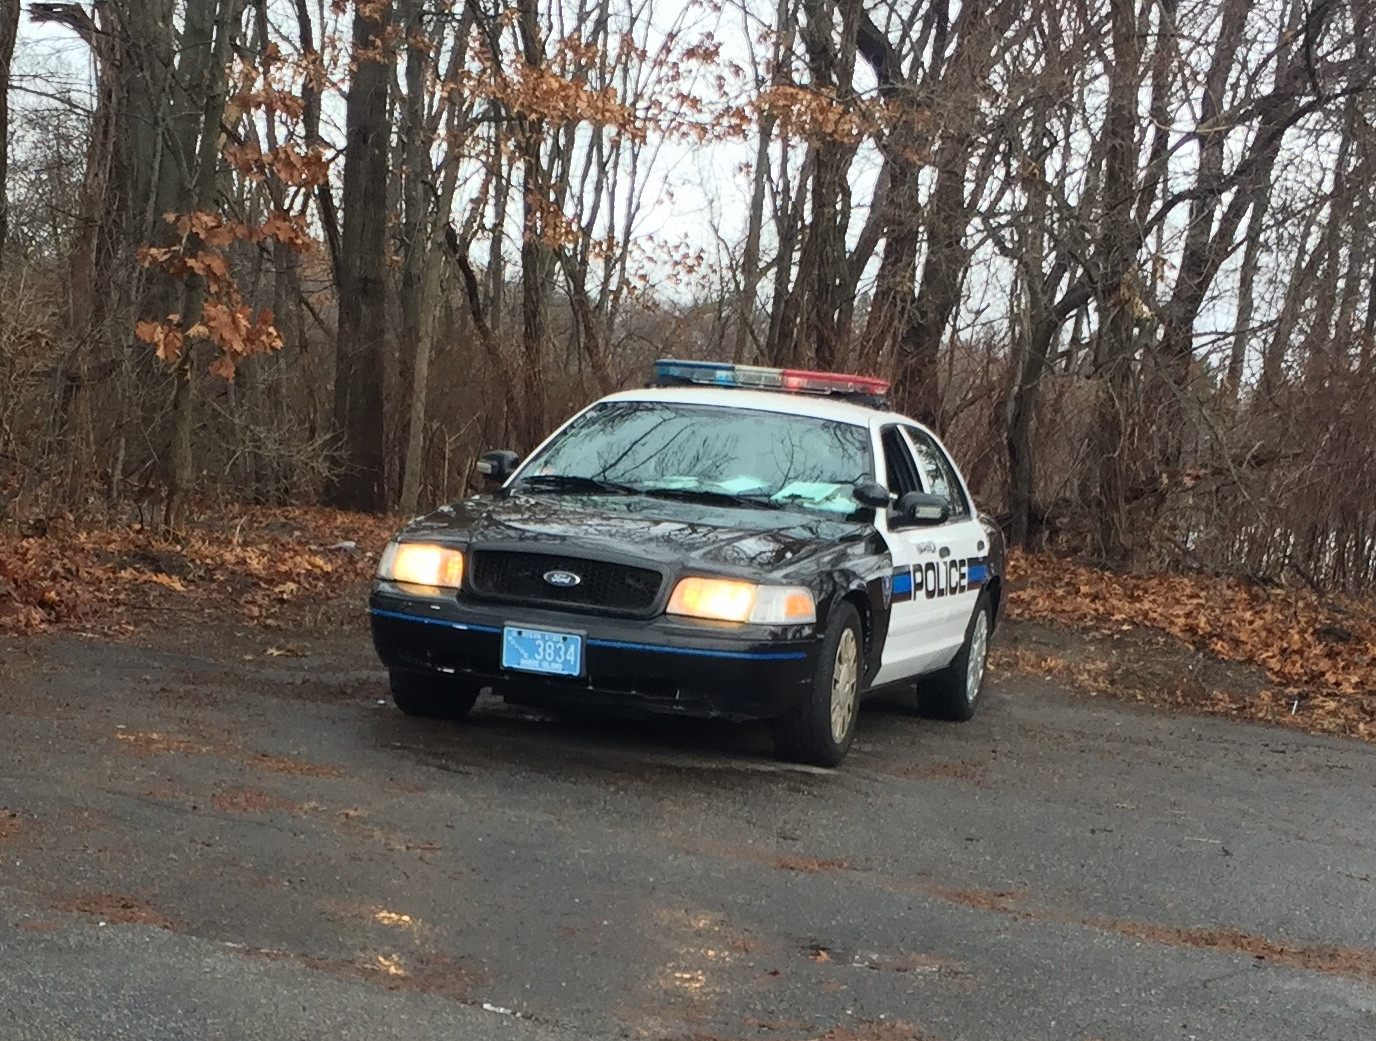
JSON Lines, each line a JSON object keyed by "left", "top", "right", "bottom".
{"left": 515, "top": 474, "right": 638, "bottom": 495}
{"left": 637, "top": 487, "right": 783, "bottom": 510}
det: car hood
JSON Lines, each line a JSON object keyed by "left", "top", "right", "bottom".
{"left": 400, "top": 492, "right": 872, "bottom": 577}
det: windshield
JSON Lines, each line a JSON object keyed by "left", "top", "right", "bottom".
{"left": 515, "top": 400, "right": 875, "bottom": 518}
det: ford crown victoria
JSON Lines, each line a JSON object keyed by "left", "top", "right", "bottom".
{"left": 369, "top": 360, "right": 1004, "bottom": 767}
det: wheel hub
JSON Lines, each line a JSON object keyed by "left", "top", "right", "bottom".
{"left": 830, "top": 628, "right": 859, "bottom": 743}
{"left": 966, "top": 610, "right": 989, "bottom": 704}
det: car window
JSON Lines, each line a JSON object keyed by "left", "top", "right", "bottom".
{"left": 518, "top": 400, "right": 875, "bottom": 517}
{"left": 880, "top": 426, "right": 922, "bottom": 496}
{"left": 903, "top": 427, "right": 970, "bottom": 518}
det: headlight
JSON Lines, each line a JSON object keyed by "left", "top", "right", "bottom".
{"left": 666, "top": 577, "right": 815, "bottom": 624}
{"left": 377, "top": 542, "right": 464, "bottom": 591}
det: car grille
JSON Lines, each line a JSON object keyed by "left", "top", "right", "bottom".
{"left": 467, "top": 550, "right": 665, "bottom": 615}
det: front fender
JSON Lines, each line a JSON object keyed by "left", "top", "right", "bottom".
{"left": 814, "top": 564, "right": 891, "bottom": 687}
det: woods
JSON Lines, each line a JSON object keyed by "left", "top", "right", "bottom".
{"left": 1, "top": 0, "right": 1375, "bottom": 593}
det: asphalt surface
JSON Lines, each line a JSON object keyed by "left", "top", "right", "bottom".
{"left": 1, "top": 623, "right": 1374, "bottom": 1041}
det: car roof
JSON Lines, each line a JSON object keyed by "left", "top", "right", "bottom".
{"left": 599, "top": 385, "right": 902, "bottom": 428}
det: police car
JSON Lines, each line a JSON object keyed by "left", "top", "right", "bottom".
{"left": 369, "top": 360, "right": 1004, "bottom": 767}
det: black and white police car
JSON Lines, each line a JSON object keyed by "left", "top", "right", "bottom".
{"left": 370, "top": 360, "right": 1004, "bottom": 767}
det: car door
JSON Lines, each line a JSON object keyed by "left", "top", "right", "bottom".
{"left": 871, "top": 425, "right": 961, "bottom": 686}
{"left": 900, "top": 425, "right": 988, "bottom": 651}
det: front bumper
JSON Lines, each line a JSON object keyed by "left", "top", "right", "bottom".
{"left": 369, "top": 585, "right": 819, "bottom": 721}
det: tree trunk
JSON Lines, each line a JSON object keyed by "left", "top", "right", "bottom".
{"left": 515, "top": 0, "right": 551, "bottom": 450}
{"left": 893, "top": 149, "right": 967, "bottom": 425}
{"left": 854, "top": 9, "right": 917, "bottom": 374}
{"left": 157, "top": 0, "right": 242, "bottom": 528}
{"left": 1090, "top": 0, "right": 1146, "bottom": 566}
{"left": 0, "top": 0, "right": 18, "bottom": 269}
{"left": 766, "top": 145, "right": 808, "bottom": 366}
{"left": 398, "top": 0, "right": 432, "bottom": 515}
{"left": 796, "top": 0, "right": 859, "bottom": 371}
{"left": 488, "top": 147, "right": 508, "bottom": 335}
{"left": 1002, "top": 126, "right": 1059, "bottom": 548}
{"left": 1260, "top": 202, "right": 1323, "bottom": 400}
{"left": 1004, "top": 333, "right": 1042, "bottom": 546}
{"left": 1155, "top": 0, "right": 1268, "bottom": 378}
{"left": 735, "top": 117, "right": 773, "bottom": 363}
{"left": 293, "top": 0, "right": 341, "bottom": 279}
{"left": 324, "top": 0, "right": 392, "bottom": 512}
{"left": 1221, "top": 187, "right": 1270, "bottom": 411}
{"left": 859, "top": 1, "right": 1013, "bottom": 424}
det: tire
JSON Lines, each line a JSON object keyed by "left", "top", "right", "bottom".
{"left": 773, "top": 602, "right": 864, "bottom": 768}
{"left": 389, "top": 669, "right": 480, "bottom": 720}
{"left": 917, "top": 593, "right": 992, "bottom": 722}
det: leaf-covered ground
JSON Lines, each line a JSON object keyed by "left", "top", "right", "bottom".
{"left": 2, "top": 511, "right": 1373, "bottom": 740}
{"left": 998, "top": 551, "right": 1376, "bottom": 741}
{"left": 0, "top": 508, "right": 397, "bottom": 635}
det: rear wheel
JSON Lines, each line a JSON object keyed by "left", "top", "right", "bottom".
{"left": 389, "top": 670, "right": 480, "bottom": 720}
{"left": 917, "top": 593, "right": 991, "bottom": 722}
{"left": 773, "top": 602, "right": 863, "bottom": 768}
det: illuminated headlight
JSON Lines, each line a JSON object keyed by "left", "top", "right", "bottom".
{"left": 666, "top": 577, "right": 816, "bottom": 624}
{"left": 377, "top": 542, "right": 464, "bottom": 592}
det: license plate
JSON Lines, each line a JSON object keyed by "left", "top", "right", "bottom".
{"left": 501, "top": 626, "right": 584, "bottom": 677}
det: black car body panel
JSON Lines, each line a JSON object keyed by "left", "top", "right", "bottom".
{"left": 369, "top": 492, "right": 897, "bottom": 719}
{"left": 399, "top": 493, "right": 877, "bottom": 579}
{"left": 371, "top": 591, "right": 817, "bottom": 721}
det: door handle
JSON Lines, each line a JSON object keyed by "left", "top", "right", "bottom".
{"left": 938, "top": 546, "right": 951, "bottom": 559}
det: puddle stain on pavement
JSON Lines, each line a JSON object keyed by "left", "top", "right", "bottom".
{"left": 115, "top": 730, "right": 213, "bottom": 757}
{"left": 1085, "top": 918, "right": 1376, "bottom": 984}
{"left": 237, "top": 945, "right": 492, "bottom": 1001}
{"left": 614, "top": 905, "right": 764, "bottom": 1038}
{"left": 686, "top": 837, "right": 1376, "bottom": 986}
{"left": 374, "top": 909, "right": 419, "bottom": 929}
{"left": 869, "top": 760, "right": 988, "bottom": 785}
{"left": 13, "top": 919, "right": 63, "bottom": 933}
{"left": 210, "top": 788, "right": 301, "bottom": 815}
{"left": 677, "top": 840, "right": 863, "bottom": 876}
{"left": 805, "top": 945, "right": 970, "bottom": 979}
{"left": 54, "top": 891, "right": 176, "bottom": 930}
{"left": 244, "top": 753, "right": 345, "bottom": 778}
{"left": 668, "top": 1018, "right": 939, "bottom": 1041}
{"left": 0, "top": 808, "right": 29, "bottom": 844}
{"left": 113, "top": 728, "right": 346, "bottom": 781}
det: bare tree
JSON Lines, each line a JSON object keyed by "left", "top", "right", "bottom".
{"left": 325, "top": 0, "right": 392, "bottom": 512}
{"left": 0, "top": 0, "right": 18, "bottom": 268}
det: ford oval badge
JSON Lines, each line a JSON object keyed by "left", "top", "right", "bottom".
{"left": 543, "top": 569, "right": 582, "bottom": 588}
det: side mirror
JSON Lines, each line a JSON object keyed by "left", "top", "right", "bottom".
{"left": 852, "top": 480, "right": 891, "bottom": 509}
{"left": 476, "top": 450, "right": 520, "bottom": 486}
{"left": 896, "top": 491, "right": 949, "bottom": 526}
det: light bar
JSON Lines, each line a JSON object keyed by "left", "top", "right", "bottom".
{"left": 652, "top": 359, "right": 889, "bottom": 401}
{"left": 653, "top": 359, "right": 735, "bottom": 385}
{"left": 780, "top": 367, "right": 890, "bottom": 397}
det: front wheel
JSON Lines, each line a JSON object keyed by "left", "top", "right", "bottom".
{"left": 773, "top": 602, "right": 864, "bottom": 768}
{"left": 389, "top": 670, "right": 480, "bottom": 720}
{"left": 917, "top": 593, "right": 992, "bottom": 722}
